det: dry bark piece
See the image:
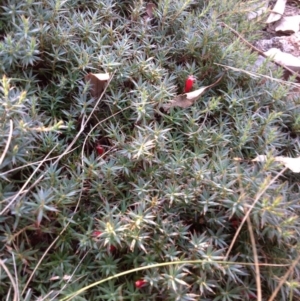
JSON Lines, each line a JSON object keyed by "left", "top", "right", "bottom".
{"left": 266, "top": 0, "right": 287, "bottom": 23}
{"left": 163, "top": 75, "right": 223, "bottom": 111}
{"left": 84, "top": 72, "right": 110, "bottom": 98}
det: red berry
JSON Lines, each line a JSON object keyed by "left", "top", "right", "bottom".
{"left": 135, "top": 279, "right": 147, "bottom": 288}
{"left": 92, "top": 230, "right": 102, "bottom": 237}
{"left": 109, "top": 245, "right": 117, "bottom": 252}
{"left": 230, "top": 218, "right": 242, "bottom": 229}
{"left": 96, "top": 144, "right": 104, "bottom": 156}
{"left": 184, "top": 75, "right": 196, "bottom": 93}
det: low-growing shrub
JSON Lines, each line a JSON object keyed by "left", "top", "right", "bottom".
{"left": 1, "top": 0, "right": 300, "bottom": 300}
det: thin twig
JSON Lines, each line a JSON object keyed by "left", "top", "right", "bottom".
{"left": 59, "top": 259, "right": 291, "bottom": 301}
{"left": 267, "top": 253, "right": 300, "bottom": 301}
{"left": 0, "top": 145, "right": 58, "bottom": 216}
{"left": 12, "top": 253, "right": 19, "bottom": 301}
{"left": 0, "top": 146, "right": 79, "bottom": 178}
{"left": 215, "top": 63, "right": 300, "bottom": 88}
{"left": 49, "top": 250, "right": 90, "bottom": 301}
{"left": 220, "top": 22, "right": 300, "bottom": 81}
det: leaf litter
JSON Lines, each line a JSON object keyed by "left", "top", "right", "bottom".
{"left": 163, "top": 75, "right": 223, "bottom": 111}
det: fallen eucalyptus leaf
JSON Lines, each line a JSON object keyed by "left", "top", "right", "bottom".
{"left": 84, "top": 72, "right": 110, "bottom": 98}
{"left": 274, "top": 15, "right": 300, "bottom": 33}
{"left": 264, "top": 48, "right": 300, "bottom": 72}
{"left": 275, "top": 156, "right": 300, "bottom": 173}
{"left": 252, "top": 155, "right": 300, "bottom": 173}
{"left": 163, "top": 75, "right": 223, "bottom": 111}
{"left": 266, "top": 0, "right": 287, "bottom": 24}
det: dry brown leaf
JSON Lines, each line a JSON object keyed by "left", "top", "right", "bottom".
{"left": 266, "top": 0, "right": 287, "bottom": 24}
{"left": 143, "top": 2, "right": 155, "bottom": 22}
{"left": 146, "top": 2, "right": 155, "bottom": 18}
{"left": 163, "top": 75, "right": 223, "bottom": 111}
{"left": 84, "top": 72, "right": 110, "bottom": 98}
{"left": 252, "top": 155, "right": 300, "bottom": 173}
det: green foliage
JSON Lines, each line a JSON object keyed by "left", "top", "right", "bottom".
{"left": 1, "top": 0, "right": 300, "bottom": 300}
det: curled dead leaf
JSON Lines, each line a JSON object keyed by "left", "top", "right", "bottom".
{"left": 163, "top": 75, "right": 223, "bottom": 111}
{"left": 84, "top": 72, "right": 110, "bottom": 98}
{"left": 143, "top": 2, "right": 156, "bottom": 23}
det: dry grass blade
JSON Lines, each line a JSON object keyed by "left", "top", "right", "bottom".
{"left": 59, "top": 259, "right": 291, "bottom": 301}
{"left": 267, "top": 253, "right": 300, "bottom": 301}
{"left": 0, "top": 119, "right": 13, "bottom": 166}
{"left": 225, "top": 167, "right": 287, "bottom": 260}
{"left": 247, "top": 213, "right": 262, "bottom": 301}
{"left": 0, "top": 145, "right": 58, "bottom": 216}
{"left": 21, "top": 72, "right": 115, "bottom": 296}
{"left": 0, "top": 258, "right": 18, "bottom": 301}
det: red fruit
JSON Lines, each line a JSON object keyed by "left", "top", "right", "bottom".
{"left": 135, "top": 279, "right": 147, "bottom": 289}
{"left": 230, "top": 218, "right": 242, "bottom": 229}
{"left": 92, "top": 230, "right": 102, "bottom": 237}
{"left": 109, "top": 245, "right": 117, "bottom": 252}
{"left": 96, "top": 144, "right": 104, "bottom": 156}
{"left": 184, "top": 75, "right": 196, "bottom": 93}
